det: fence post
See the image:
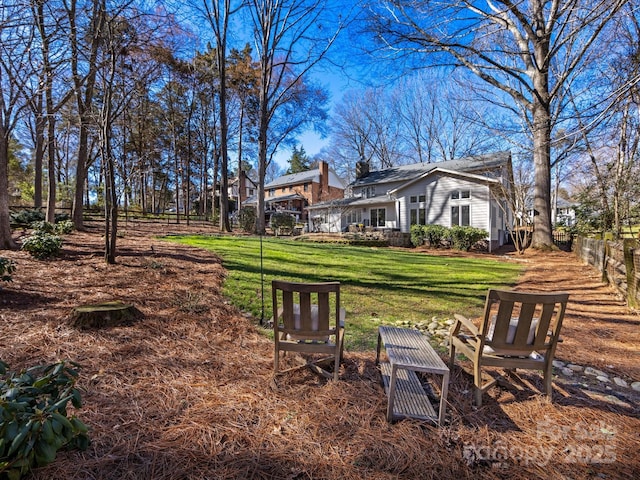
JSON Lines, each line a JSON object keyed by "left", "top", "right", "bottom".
{"left": 624, "top": 239, "right": 639, "bottom": 309}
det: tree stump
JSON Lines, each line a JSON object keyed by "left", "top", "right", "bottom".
{"left": 70, "top": 301, "right": 143, "bottom": 329}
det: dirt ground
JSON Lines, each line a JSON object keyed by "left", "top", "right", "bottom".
{"left": 1, "top": 222, "right": 639, "bottom": 479}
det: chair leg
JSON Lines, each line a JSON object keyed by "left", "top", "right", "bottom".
{"left": 474, "top": 361, "right": 483, "bottom": 407}
{"left": 543, "top": 361, "right": 553, "bottom": 402}
{"left": 448, "top": 343, "right": 456, "bottom": 370}
{"left": 274, "top": 348, "right": 279, "bottom": 375}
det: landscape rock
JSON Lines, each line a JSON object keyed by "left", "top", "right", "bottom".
{"left": 584, "top": 366, "right": 607, "bottom": 377}
{"left": 631, "top": 382, "right": 640, "bottom": 392}
{"left": 613, "top": 377, "right": 628, "bottom": 388}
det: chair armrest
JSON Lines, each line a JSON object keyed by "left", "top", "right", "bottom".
{"left": 451, "top": 313, "right": 480, "bottom": 337}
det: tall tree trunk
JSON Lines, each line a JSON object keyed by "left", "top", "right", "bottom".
{"left": 72, "top": 122, "right": 90, "bottom": 229}
{"left": 530, "top": 102, "right": 553, "bottom": 249}
{"left": 0, "top": 133, "right": 17, "bottom": 249}
{"left": 45, "top": 110, "right": 56, "bottom": 223}
{"left": 530, "top": 22, "right": 553, "bottom": 249}
{"left": 33, "top": 91, "right": 44, "bottom": 209}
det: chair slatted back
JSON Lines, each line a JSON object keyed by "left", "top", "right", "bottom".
{"left": 480, "top": 289, "right": 569, "bottom": 356}
{"left": 272, "top": 280, "right": 340, "bottom": 341}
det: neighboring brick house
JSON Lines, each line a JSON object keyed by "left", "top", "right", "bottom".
{"left": 244, "top": 161, "right": 346, "bottom": 224}
{"left": 228, "top": 171, "right": 258, "bottom": 212}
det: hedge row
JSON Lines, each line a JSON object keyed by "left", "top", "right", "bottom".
{"left": 410, "top": 224, "right": 488, "bottom": 251}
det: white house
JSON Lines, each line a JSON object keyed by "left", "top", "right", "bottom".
{"left": 307, "top": 152, "right": 514, "bottom": 251}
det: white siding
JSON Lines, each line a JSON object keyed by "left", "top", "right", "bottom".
{"left": 396, "top": 173, "right": 492, "bottom": 233}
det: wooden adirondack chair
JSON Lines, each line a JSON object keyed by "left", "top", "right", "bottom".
{"left": 272, "top": 280, "right": 345, "bottom": 381}
{"left": 449, "top": 289, "right": 569, "bottom": 406}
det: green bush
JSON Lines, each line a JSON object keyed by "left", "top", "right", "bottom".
{"left": 10, "top": 210, "right": 44, "bottom": 228}
{"left": 30, "top": 221, "right": 56, "bottom": 234}
{"left": 423, "top": 224, "right": 449, "bottom": 248}
{"left": 54, "top": 220, "right": 74, "bottom": 235}
{"left": 449, "top": 226, "right": 488, "bottom": 251}
{"left": 54, "top": 213, "right": 70, "bottom": 223}
{"left": 410, "top": 225, "right": 425, "bottom": 247}
{"left": 270, "top": 213, "right": 296, "bottom": 235}
{"left": 237, "top": 207, "right": 256, "bottom": 233}
{"left": 0, "top": 257, "right": 16, "bottom": 283}
{"left": 0, "top": 360, "right": 89, "bottom": 479}
{"left": 21, "top": 232, "right": 63, "bottom": 260}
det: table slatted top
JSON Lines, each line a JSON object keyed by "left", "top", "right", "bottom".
{"left": 378, "top": 326, "right": 449, "bottom": 374}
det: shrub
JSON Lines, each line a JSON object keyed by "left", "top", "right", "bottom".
{"left": 10, "top": 210, "right": 44, "bottom": 228}
{"left": 21, "top": 232, "right": 63, "bottom": 260}
{"left": 0, "top": 257, "right": 16, "bottom": 282}
{"left": 270, "top": 213, "right": 296, "bottom": 235}
{"left": 0, "top": 360, "right": 89, "bottom": 480}
{"left": 237, "top": 207, "right": 256, "bottom": 233}
{"left": 30, "top": 221, "right": 56, "bottom": 234}
{"left": 54, "top": 220, "right": 74, "bottom": 235}
{"left": 54, "top": 213, "right": 70, "bottom": 223}
{"left": 410, "top": 225, "right": 425, "bottom": 247}
{"left": 449, "top": 226, "right": 488, "bottom": 251}
{"left": 423, "top": 224, "right": 449, "bottom": 248}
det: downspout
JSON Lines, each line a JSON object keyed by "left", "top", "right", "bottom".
{"left": 488, "top": 185, "right": 493, "bottom": 253}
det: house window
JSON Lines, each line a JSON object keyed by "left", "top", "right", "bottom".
{"left": 362, "top": 186, "right": 376, "bottom": 198}
{"left": 451, "top": 205, "right": 470, "bottom": 226}
{"left": 345, "top": 210, "right": 362, "bottom": 224}
{"left": 410, "top": 196, "right": 417, "bottom": 203}
{"left": 371, "top": 208, "right": 386, "bottom": 228}
{"left": 303, "top": 183, "right": 309, "bottom": 192}
{"left": 410, "top": 208, "right": 426, "bottom": 225}
{"left": 451, "top": 190, "right": 470, "bottom": 200}
{"left": 248, "top": 188, "right": 255, "bottom": 196}
{"left": 418, "top": 194, "right": 426, "bottom": 202}
{"left": 269, "top": 188, "right": 275, "bottom": 196}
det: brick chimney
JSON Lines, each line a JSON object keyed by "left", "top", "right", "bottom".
{"left": 355, "top": 161, "right": 370, "bottom": 179}
{"left": 319, "top": 161, "right": 329, "bottom": 199}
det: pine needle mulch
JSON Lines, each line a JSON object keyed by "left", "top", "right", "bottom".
{"left": 1, "top": 224, "right": 638, "bottom": 479}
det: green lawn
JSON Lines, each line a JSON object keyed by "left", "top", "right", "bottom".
{"left": 164, "top": 235, "right": 522, "bottom": 350}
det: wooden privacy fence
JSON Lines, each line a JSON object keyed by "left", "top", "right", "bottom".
{"left": 574, "top": 237, "right": 640, "bottom": 309}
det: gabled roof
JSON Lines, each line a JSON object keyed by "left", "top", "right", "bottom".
{"left": 350, "top": 151, "right": 511, "bottom": 188}
{"left": 388, "top": 167, "right": 502, "bottom": 194}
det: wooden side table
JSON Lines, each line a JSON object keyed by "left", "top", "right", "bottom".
{"left": 376, "top": 326, "right": 450, "bottom": 425}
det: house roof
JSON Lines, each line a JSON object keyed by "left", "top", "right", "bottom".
{"left": 350, "top": 151, "right": 511, "bottom": 188}
{"left": 388, "top": 167, "right": 502, "bottom": 194}
{"left": 266, "top": 193, "right": 305, "bottom": 203}
{"left": 307, "top": 196, "right": 394, "bottom": 210}
{"left": 266, "top": 170, "right": 319, "bottom": 189}
{"left": 242, "top": 192, "right": 306, "bottom": 206}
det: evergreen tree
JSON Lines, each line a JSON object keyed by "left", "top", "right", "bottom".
{"left": 287, "top": 145, "right": 310, "bottom": 174}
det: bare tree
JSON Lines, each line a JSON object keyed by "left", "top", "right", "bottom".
{"left": 367, "top": 0, "right": 629, "bottom": 249}
{"left": 246, "top": 0, "right": 343, "bottom": 234}
{"left": 0, "top": 2, "right": 34, "bottom": 249}
{"left": 200, "top": 0, "right": 243, "bottom": 232}
{"left": 64, "top": 0, "right": 106, "bottom": 230}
